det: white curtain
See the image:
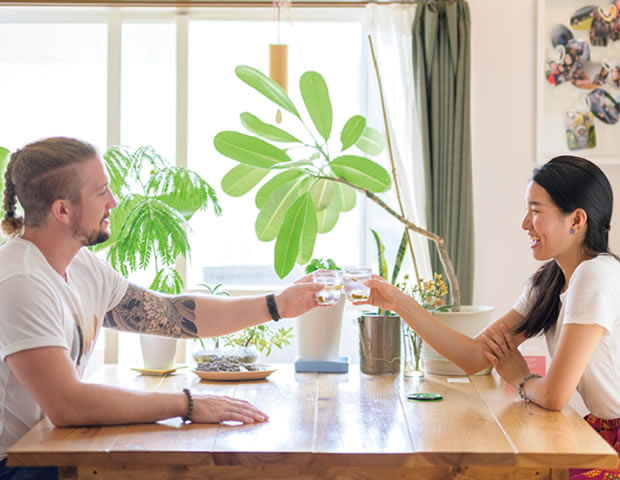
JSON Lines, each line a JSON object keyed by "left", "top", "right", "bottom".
{"left": 364, "top": 4, "right": 432, "bottom": 283}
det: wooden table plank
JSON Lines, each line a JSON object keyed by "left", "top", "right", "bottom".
{"left": 313, "top": 370, "right": 412, "bottom": 454}
{"left": 400, "top": 374, "right": 516, "bottom": 467}
{"left": 471, "top": 371, "right": 619, "bottom": 469}
{"left": 211, "top": 366, "right": 317, "bottom": 456}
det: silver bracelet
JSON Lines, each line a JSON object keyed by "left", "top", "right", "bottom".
{"left": 518, "top": 373, "right": 542, "bottom": 402}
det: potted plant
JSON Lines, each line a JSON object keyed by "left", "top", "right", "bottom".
{"left": 295, "top": 258, "right": 345, "bottom": 365}
{"left": 214, "top": 41, "right": 492, "bottom": 375}
{"left": 357, "top": 230, "right": 405, "bottom": 375}
{"left": 97, "top": 145, "right": 221, "bottom": 369}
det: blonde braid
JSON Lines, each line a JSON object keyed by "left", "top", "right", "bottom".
{"left": 1, "top": 150, "right": 25, "bottom": 236}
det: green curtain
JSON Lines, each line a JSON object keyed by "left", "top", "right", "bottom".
{"left": 412, "top": 0, "right": 474, "bottom": 305}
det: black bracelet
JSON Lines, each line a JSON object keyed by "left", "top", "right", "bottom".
{"left": 182, "top": 388, "right": 193, "bottom": 423}
{"left": 266, "top": 293, "right": 281, "bottom": 322}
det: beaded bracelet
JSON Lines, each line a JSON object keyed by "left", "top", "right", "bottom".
{"left": 182, "top": 388, "right": 193, "bottom": 423}
{"left": 518, "top": 373, "right": 542, "bottom": 402}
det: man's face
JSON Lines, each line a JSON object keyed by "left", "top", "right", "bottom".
{"left": 70, "top": 157, "right": 117, "bottom": 247}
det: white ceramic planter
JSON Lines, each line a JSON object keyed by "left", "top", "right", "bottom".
{"left": 140, "top": 334, "right": 178, "bottom": 370}
{"left": 295, "top": 296, "right": 345, "bottom": 361}
{"left": 423, "top": 305, "right": 494, "bottom": 376}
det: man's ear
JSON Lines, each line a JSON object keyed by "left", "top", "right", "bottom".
{"left": 50, "top": 199, "right": 73, "bottom": 225}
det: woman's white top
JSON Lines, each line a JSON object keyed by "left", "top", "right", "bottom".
{"left": 513, "top": 254, "right": 620, "bottom": 420}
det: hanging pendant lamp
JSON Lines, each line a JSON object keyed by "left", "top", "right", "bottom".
{"left": 269, "top": 0, "right": 290, "bottom": 124}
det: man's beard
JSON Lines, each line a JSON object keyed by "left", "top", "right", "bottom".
{"left": 72, "top": 216, "right": 110, "bottom": 247}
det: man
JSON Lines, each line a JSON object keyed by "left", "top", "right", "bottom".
{"left": 0, "top": 137, "right": 322, "bottom": 479}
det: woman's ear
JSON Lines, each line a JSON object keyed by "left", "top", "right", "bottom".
{"left": 571, "top": 208, "right": 588, "bottom": 232}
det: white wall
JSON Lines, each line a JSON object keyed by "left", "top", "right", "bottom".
{"left": 469, "top": 0, "right": 620, "bottom": 415}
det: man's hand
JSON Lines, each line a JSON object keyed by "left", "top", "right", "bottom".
{"left": 192, "top": 394, "right": 268, "bottom": 424}
{"left": 274, "top": 274, "right": 324, "bottom": 319}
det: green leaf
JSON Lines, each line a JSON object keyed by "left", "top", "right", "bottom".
{"left": 300, "top": 71, "right": 332, "bottom": 141}
{"left": 340, "top": 115, "right": 366, "bottom": 151}
{"left": 371, "top": 229, "right": 389, "bottom": 281}
{"left": 310, "top": 179, "right": 333, "bottom": 211}
{"left": 255, "top": 175, "right": 311, "bottom": 241}
{"left": 316, "top": 188, "right": 340, "bottom": 234}
{"left": 151, "top": 267, "right": 184, "bottom": 295}
{"left": 255, "top": 170, "right": 303, "bottom": 209}
{"left": 240, "top": 112, "right": 301, "bottom": 143}
{"left": 297, "top": 197, "right": 317, "bottom": 265}
{"left": 356, "top": 126, "right": 386, "bottom": 156}
{"left": 274, "top": 193, "right": 313, "bottom": 279}
{"left": 103, "top": 145, "right": 132, "bottom": 197}
{"left": 0, "top": 146, "right": 10, "bottom": 196}
{"left": 334, "top": 181, "right": 356, "bottom": 212}
{"left": 148, "top": 167, "right": 221, "bottom": 220}
{"left": 391, "top": 228, "right": 408, "bottom": 285}
{"left": 270, "top": 159, "right": 314, "bottom": 170}
{"left": 330, "top": 155, "right": 391, "bottom": 193}
{"left": 214, "top": 131, "right": 291, "bottom": 169}
{"left": 235, "top": 65, "right": 299, "bottom": 118}
{"left": 221, "top": 164, "right": 269, "bottom": 197}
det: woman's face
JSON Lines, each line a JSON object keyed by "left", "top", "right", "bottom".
{"left": 521, "top": 181, "right": 575, "bottom": 261}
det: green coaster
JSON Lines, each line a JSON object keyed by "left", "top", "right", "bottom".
{"left": 407, "top": 392, "right": 443, "bottom": 402}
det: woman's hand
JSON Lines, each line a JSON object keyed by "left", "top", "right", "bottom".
{"left": 354, "top": 274, "right": 409, "bottom": 313}
{"left": 481, "top": 324, "right": 530, "bottom": 387}
{"left": 193, "top": 394, "right": 268, "bottom": 424}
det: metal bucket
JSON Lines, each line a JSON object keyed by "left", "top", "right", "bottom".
{"left": 358, "top": 314, "right": 401, "bottom": 374}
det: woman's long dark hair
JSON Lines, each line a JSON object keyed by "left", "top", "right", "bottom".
{"left": 515, "top": 155, "right": 614, "bottom": 338}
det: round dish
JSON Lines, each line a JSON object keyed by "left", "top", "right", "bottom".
{"left": 191, "top": 366, "right": 276, "bottom": 381}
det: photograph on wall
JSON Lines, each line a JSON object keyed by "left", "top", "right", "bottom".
{"left": 564, "top": 109, "right": 597, "bottom": 150}
{"left": 539, "top": 0, "right": 620, "bottom": 164}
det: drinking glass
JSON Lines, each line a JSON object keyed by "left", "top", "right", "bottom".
{"left": 312, "top": 269, "right": 344, "bottom": 305}
{"left": 343, "top": 268, "right": 372, "bottom": 301}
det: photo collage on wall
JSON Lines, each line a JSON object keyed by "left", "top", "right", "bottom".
{"left": 544, "top": 1, "right": 620, "bottom": 151}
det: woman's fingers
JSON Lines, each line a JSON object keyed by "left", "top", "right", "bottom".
{"left": 481, "top": 334, "right": 503, "bottom": 358}
{"left": 485, "top": 326, "right": 510, "bottom": 354}
{"left": 499, "top": 324, "right": 517, "bottom": 350}
{"left": 483, "top": 349, "right": 498, "bottom": 367}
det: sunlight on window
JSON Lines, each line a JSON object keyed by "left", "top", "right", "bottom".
{"left": 0, "top": 22, "right": 106, "bottom": 151}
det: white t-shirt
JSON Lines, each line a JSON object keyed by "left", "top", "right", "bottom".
{"left": 513, "top": 254, "right": 620, "bottom": 420}
{"left": 0, "top": 237, "right": 128, "bottom": 460}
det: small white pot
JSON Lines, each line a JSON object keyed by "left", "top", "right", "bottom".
{"left": 423, "top": 305, "right": 494, "bottom": 376}
{"left": 295, "top": 296, "right": 345, "bottom": 361}
{"left": 140, "top": 334, "right": 178, "bottom": 370}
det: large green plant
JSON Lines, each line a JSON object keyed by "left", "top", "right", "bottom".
{"left": 95, "top": 145, "right": 221, "bottom": 294}
{"left": 214, "top": 66, "right": 390, "bottom": 280}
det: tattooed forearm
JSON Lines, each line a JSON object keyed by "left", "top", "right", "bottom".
{"left": 104, "top": 284, "right": 199, "bottom": 338}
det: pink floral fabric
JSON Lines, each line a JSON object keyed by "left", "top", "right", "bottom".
{"left": 570, "top": 414, "right": 620, "bottom": 480}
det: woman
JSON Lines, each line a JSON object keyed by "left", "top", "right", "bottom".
{"left": 361, "top": 156, "right": 620, "bottom": 478}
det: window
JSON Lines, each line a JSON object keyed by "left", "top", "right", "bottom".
{"left": 0, "top": 6, "right": 411, "bottom": 364}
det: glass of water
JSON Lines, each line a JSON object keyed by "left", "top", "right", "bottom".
{"left": 343, "top": 268, "right": 372, "bottom": 301}
{"left": 312, "top": 269, "right": 344, "bottom": 305}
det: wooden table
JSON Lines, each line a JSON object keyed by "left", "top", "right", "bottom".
{"left": 8, "top": 364, "right": 618, "bottom": 480}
